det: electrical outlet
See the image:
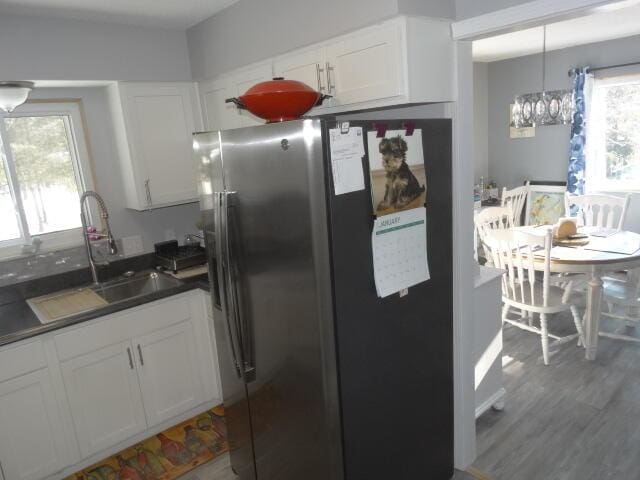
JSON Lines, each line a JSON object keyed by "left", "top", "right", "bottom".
{"left": 164, "top": 229, "right": 176, "bottom": 241}
{"left": 121, "top": 235, "right": 143, "bottom": 256}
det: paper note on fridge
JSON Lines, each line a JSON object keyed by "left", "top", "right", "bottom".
{"left": 372, "top": 207, "right": 430, "bottom": 298}
{"left": 329, "top": 127, "right": 365, "bottom": 195}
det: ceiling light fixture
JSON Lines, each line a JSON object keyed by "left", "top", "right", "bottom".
{"left": 0, "top": 81, "right": 35, "bottom": 113}
{"left": 511, "top": 26, "right": 573, "bottom": 128}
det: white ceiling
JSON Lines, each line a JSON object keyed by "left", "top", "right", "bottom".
{"left": 473, "top": 2, "right": 640, "bottom": 63}
{"left": 0, "top": 0, "right": 239, "bottom": 29}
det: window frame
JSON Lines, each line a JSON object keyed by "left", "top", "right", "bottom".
{"left": 0, "top": 100, "right": 95, "bottom": 259}
{"left": 586, "top": 73, "right": 640, "bottom": 193}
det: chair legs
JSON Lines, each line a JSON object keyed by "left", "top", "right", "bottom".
{"left": 540, "top": 313, "right": 550, "bottom": 365}
{"left": 570, "top": 305, "right": 586, "bottom": 347}
{"left": 502, "top": 304, "right": 510, "bottom": 324}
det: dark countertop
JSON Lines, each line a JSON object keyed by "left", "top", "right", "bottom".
{"left": 0, "top": 258, "right": 211, "bottom": 348}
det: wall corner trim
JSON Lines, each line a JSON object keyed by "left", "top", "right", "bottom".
{"left": 451, "top": 0, "right": 619, "bottom": 40}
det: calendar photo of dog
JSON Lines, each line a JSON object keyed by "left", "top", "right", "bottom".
{"left": 367, "top": 129, "right": 427, "bottom": 217}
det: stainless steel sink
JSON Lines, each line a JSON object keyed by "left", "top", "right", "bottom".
{"left": 92, "top": 271, "right": 182, "bottom": 303}
{"left": 27, "top": 271, "right": 183, "bottom": 324}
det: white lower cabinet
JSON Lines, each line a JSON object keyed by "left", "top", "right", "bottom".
{"left": 134, "top": 321, "right": 205, "bottom": 426}
{"left": 0, "top": 291, "right": 220, "bottom": 480}
{"left": 0, "top": 369, "right": 68, "bottom": 480}
{"left": 60, "top": 341, "right": 147, "bottom": 458}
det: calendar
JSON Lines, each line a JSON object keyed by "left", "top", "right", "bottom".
{"left": 372, "top": 207, "right": 430, "bottom": 298}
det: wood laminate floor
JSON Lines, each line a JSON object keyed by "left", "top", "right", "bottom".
{"left": 474, "top": 310, "right": 640, "bottom": 480}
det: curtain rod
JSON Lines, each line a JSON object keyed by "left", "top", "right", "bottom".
{"left": 568, "top": 61, "right": 640, "bottom": 77}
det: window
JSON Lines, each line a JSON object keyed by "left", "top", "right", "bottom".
{"left": 0, "top": 101, "right": 93, "bottom": 258}
{"left": 587, "top": 74, "right": 640, "bottom": 192}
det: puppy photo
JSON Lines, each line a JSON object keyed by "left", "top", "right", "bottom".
{"left": 368, "top": 130, "right": 427, "bottom": 216}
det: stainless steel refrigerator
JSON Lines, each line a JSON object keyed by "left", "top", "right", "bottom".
{"left": 194, "top": 119, "right": 453, "bottom": 480}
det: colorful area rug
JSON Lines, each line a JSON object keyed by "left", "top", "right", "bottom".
{"left": 65, "top": 405, "right": 228, "bottom": 480}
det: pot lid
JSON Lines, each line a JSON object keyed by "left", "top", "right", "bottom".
{"left": 243, "top": 77, "right": 318, "bottom": 96}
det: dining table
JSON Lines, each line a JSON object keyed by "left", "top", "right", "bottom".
{"left": 514, "top": 226, "right": 640, "bottom": 361}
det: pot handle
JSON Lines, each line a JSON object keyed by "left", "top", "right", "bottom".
{"left": 225, "top": 97, "right": 247, "bottom": 110}
{"left": 315, "top": 94, "right": 332, "bottom": 107}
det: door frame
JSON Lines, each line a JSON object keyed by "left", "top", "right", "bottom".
{"left": 451, "top": 0, "right": 624, "bottom": 40}
{"left": 449, "top": 0, "right": 627, "bottom": 470}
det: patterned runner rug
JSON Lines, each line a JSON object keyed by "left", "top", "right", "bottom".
{"left": 66, "top": 405, "right": 228, "bottom": 480}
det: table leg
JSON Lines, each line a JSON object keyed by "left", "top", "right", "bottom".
{"left": 584, "top": 271, "right": 603, "bottom": 361}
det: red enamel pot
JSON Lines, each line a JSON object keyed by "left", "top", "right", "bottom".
{"left": 226, "top": 78, "right": 331, "bottom": 123}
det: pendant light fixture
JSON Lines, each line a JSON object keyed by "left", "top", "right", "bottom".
{"left": 511, "top": 26, "right": 573, "bottom": 128}
{"left": 0, "top": 81, "right": 35, "bottom": 113}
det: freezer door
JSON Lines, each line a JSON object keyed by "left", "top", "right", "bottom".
{"left": 194, "top": 131, "right": 256, "bottom": 480}
{"left": 218, "top": 120, "right": 343, "bottom": 480}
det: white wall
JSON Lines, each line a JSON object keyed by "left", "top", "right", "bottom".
{"left": 486, "top": 34, "right": 640, "bottom": 232}
{"left": 28, "top": 88, "right": 202, "bottom": 252}
{"left": 473, "top": 63, "right": 489, "bottom": 183}
{"left": 0, "top": 13, "right": 191, "bottom": 81}
{"left": 455, "top": 0, "right": 535, "bottom": 20}
{"left": 0, "top": 13, "right": 202, "bottom": 254}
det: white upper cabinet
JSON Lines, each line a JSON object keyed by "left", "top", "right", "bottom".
{"left": 109, "top": 82, "right": 203, "bottom": 210}
{"left": 324, "top": 21, "right": 404, "bottom": 106}
{"left": 273, "top": 47, "right": 328, "bottom": 99}
{"left": 199, "top": 63, "right": 272, "bottom": 131}
{"left": 200, "top": 77, "right": 242, "bottom": 131}
{"left": 198, "top": 16, "right": 454, "bottom": 128}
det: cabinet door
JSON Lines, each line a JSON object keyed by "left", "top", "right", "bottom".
{"left": 200, "top": 77, "right": 242, "bottom": 131}
{"left": 273, "top": 48, "right": 327, "bottom": 95}
{"left": 134, "top": 321, "right": 205, "bottom": 427}
{"left": 121, "top": 83, "right": 201, "bottom": 208}
{"left": 230, "top": 64, "right": 273, "bottom": 127}
{"left": 0, "top": 369, "right": 68, "bottom": 480}
{"left": 325, "top": 23, "right": 404, "bottom": 106}
{"left": 61, "top": 341, "right": 147, "bottom": 458}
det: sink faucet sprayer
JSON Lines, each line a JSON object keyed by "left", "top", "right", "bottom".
{"left": 80, "top": 191, "right": 117, "bottom": 284}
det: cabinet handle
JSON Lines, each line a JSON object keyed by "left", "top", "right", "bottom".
{"left": 126, "top": 347, "right": 134, "bottom": 370}
{"left": 316, "top": 63, "right": 325, "bottom": 92}
{"left": 325, "top": 62, "right": 335, "bottom": 94}
{"left": 144, "top": 179, "right": 152, "bottom": 208}
{"left": 137, "top": 344, "right": 144, "bottom": 366}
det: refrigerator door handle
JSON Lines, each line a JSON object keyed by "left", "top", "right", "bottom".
{"left": 224, "top": 192, "right": 256, "bottom": 382}
{"left": 214, "top": 191, "right": 244, "bottom": 379}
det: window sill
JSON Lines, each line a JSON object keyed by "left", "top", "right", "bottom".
{"left": 0, "top": 230, "right": 84, "bottom": 261}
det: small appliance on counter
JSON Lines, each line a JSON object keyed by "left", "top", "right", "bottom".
{"left": 154, "top": 239, "right": 206, "bottom": 274}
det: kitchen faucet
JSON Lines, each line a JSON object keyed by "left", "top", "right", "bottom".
{"left": 80, "top": 191, "right": 118, "bottom": 284}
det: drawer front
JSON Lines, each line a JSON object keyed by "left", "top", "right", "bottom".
{"left": 55, "top": 295, "right": 193, "bottom": 361}
{"left": 0, "top": 341, "right": 47, "bottom": 383}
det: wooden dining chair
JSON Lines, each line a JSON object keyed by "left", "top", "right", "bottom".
{"left": 485, "top": 229, "right": 585, "bottom": 365}
{"left": 474, "top": 206, "right": 513, "bottom": 264}
{"left": 564, "top": 192, "right": 631, "bottom": 231}
{"left": 501, "top": 182, "right": 529, "bottom": 226}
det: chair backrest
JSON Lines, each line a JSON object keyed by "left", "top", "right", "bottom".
{"left": 474, "top": 206, "right": 513, "bottom": 263}
{"left": 485, "top": 228, "right": 552, "bottom": 307}
{"left": 475, "top": 206, "right": 513, "bottom": 246}
{"left": 501, "top": 182, "right": 529, "bottom": 226}
{"left": 565, "top": 192, "right": 631, "bottom": 230}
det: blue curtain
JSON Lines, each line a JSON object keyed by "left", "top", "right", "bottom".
{"left": 567, "top": 67, "right": 590, "bottom": 195}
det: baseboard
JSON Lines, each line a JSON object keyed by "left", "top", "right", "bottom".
{"left": 466, "top": 466, "right": 496, "bottom": 480}
{"left": 475, "top": 387, "right": 506, "bottom": 419}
